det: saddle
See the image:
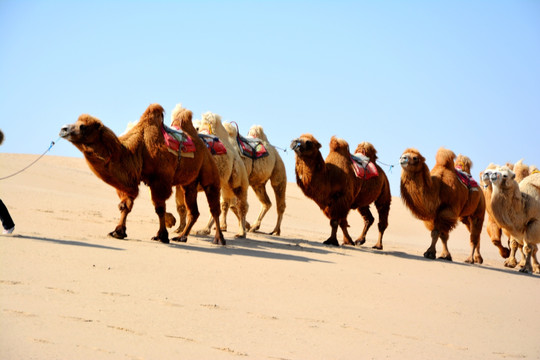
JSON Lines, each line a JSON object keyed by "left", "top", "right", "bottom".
{"left": 161, "top": 124, "right": 196, "bottom": 157}
{"left": 232, "top": 123, "right": 269, "bottom": 159}
{"left": 455, "top": 168, "right": 479, "bottom": 190}
{"left": 350, "top": 153, "right": 378, "bottom": 179}
{"left": 198, "top": 133, "right": 227, "bottom": 155}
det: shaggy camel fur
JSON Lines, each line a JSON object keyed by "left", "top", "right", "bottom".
{"left": 223, "top": 123, "right": 287, "bottom": 235}
{"left": 479, "top": 164, "right": 512, "bottom": 259}
{"left": 192, "top": 111, "right": 249, "bottom": 238}
{"left": 291, "top": 134, "right": 391, "bottom": 248}
{"left": 489, "top": 167, "right": 540, "bottom": 274}
{"left": 399, "top": 148, "right": 484, "bottom": 263}
{"left": 59, "top": 104, "right": 224, "bottom": 245}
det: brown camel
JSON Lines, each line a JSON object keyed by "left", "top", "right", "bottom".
{"left": 489, "top": 167, "right": 540, "bottom": 273}
{"left": 399, "top": 148, "right": 484, "bottom": 263}
{"left": 291, "top": 134, "right": 391, "bottom": 248}
{"left": 223, "top": 123, "right": 287, "bottom": 235}
{"left": 59, "top": 103, "right": 224, "bottom": 245}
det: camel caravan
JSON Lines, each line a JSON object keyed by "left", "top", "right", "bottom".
{"left": 60, "top": 103, "right": 539, "bottom": 275}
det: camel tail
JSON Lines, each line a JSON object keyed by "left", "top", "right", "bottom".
{"left": 435, "top": 147, "right": 456, "bottom": 170}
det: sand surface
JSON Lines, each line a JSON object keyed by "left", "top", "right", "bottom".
{"left": 1, "top": 153, "right": 539, "bottom": 359}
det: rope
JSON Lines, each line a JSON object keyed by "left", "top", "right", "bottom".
{"left": 376, "top": 160, "right": 395, "bottom": 174}
{"left": 0, "top": 138, "right": 60, "bottom": 181}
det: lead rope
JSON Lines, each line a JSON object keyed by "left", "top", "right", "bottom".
{"left": 0, "top": 138, "right": 60, "bottom": 181}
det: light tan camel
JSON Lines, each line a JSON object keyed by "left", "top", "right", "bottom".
{"left": 193, "top": 111, "right": 250, "bottom": 238}
{"left": 222, "top": 123, "right": 287, "bottom": 235}
{"left": 489, "top": 167, "right": 540, "bottom": 273}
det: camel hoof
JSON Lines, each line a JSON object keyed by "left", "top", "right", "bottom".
{"left": 152, "top": 236, "right": 169, "bottom": 244}
{"left": 234, "top": 233, "right": 246, "bottom": 239}
{"left": 195, "top": 229, "right": 211, "bottom": 236}
{"left": 519, "top": 267, "right": 530, "bottom": 274}
{"left": 108, "top": 229, "right": 127, "bottom": 239}
{"left": 504, "top": 260, "right": 517, "bottom": 268}
{"left": 323, "top": 238, "right": 340, "bottom": 247}
{"left": 270, "top": 229, "right": 281, "bottom": 236}
{"left": 423, "top": 250, "right": 436, "bottom": 260}
{"left": 475, "top": 255, "right": 483, "bottom": 264}
{"left": 438, "top": 254, "right": 453, "bottom": 262}
{"left": 171, "top": 236, "right": 187, "bottom": 243}
{"left": 372, "top": 245, "right": 383, "bottom": 250}
{"left": 213, "top": 236, "right": 226, "bottom": 246}
{"left": 355, "top": 238, "right": 366, "bottom": 246}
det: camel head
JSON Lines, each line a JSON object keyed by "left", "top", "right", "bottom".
{"left": 60, "top": 114, "right": 105, "bottom": 145}
{"left": 479, "top": 163, "right": 498, "bottom": 189}
{"left": 399, "top": 148, "right": 425, "bottom": 173}
{"left": 490, "top": 166, "right": 516, "bottom": 190}
{"left": 199, "top": 112, "right": 222, "bottom": 135}
{"left": 290, "top": 134, "right": 321, "bottom": 158}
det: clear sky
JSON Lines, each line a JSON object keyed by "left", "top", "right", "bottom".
{"left": 1, "top": 0, "right": 539, "bottom": 197}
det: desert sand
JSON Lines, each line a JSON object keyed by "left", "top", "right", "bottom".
{"left": 1, "top": 153, "right": 539, "bottom": 359}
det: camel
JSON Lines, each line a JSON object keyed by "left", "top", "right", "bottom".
{"left": 185, "top": 111, "right": 249, "bottom": 238}
{"left": 222, "top": 123, "right": 287, "bottom": 235}
{"left": 59, "top": 103, "right": 224, "bottom": 245}
{"left": 489, "top": 167, "right": 540, "bottom": 274}
{"left": 479, "top": 164, "right": 513, "bottom": 259}
{"left": 291, "top": 134, "right": 391, "bottom": 248}
{"left": 399, "top": 148, "right": 484, "bottom": 263}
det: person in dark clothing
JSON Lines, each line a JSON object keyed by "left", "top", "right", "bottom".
{"left": 0, "top": 129, "right": 15, "bottom": 234}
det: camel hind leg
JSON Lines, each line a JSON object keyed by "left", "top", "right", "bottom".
{"left": 172, "top": 183, "right": 199, "bottom": 243}
{"left": 149, "top": 184, "right": 173, "bottom": 244}
{"left": 203, "top": 183, "right": 225, "bottom": 245}
{"left": 355, "top": 206, "right": 374, "bottom": 247}
{"left": 373, "top": 199, "right": 390, "bottom": 250}
{"left": 248, "top": 183, "right": 272, "bottom": 234}
{"left": 464, "top": 215, "right": 483, "bottom": 264}
{"left": 269, "top": 175, "right": 287, "bottom": 236}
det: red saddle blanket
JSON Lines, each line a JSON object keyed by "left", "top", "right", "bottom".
{"left": 198, "top": 133, "right": 227, "bottom": 155}
{"left": 455, "top": 168, "right": 479, "bottom": 189}
{"left": 350, "top": 153, "right": 378, "bottom": 179}
{"left": 161, "top": 125, "right": 196, "bottom": 154}
{"left": 238, "top": 135, "right": 268, "bottom": 159}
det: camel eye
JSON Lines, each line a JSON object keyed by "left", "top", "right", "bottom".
{"left": 79, "top": 124, "right": 86, "bottom": 132}
{"left": 413, "top": 156, "right": 418, "bottom": 161}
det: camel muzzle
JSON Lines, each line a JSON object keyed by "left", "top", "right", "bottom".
{"left": 399, "top": 155, "right": 409, "bottom": 166}
{"left": 290, "top": 139, "right": 301, "bottom": 152}
{"left": 490, "top": 172, "right": 500, "bottom": 182}
{"left": 59, "top": 125, "right": 71, "bottom": 139}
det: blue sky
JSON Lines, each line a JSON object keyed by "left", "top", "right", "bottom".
{"left": 1, "top": 0, "right": 539, "bottom": 197}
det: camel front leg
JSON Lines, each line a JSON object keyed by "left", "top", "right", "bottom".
{"left": 109, "top": 190, "right": 134, "bottom": 239}
{"left": 203, "top": 183, "right": 225, "bottom": 245}
{"left": 269, "top": 179, "right": 286, "bottom": 236}
{"left": 424, "top": 229, "right": 440, "bottom": 260}
{"left": 323, "top": 219, "right": 340, "bottom": 246}
{"left": 438, "top": 232, "right": 453, "bottom": 261}
{"left": 519, "top": 243, "right": 535, "bottom": 274}
{"left": 487, "top": 219, "right": 509, "bottom": 258}
{"left": 504, "top": 238, "right": 520, "bottom": 268}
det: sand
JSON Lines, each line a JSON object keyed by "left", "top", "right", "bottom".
{"left": 1, "top": 153, "right": 539, "bottom": 359}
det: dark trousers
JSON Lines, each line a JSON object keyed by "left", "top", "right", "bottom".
{"left": 0, "top": 199, "right": 15, "bottom": 230}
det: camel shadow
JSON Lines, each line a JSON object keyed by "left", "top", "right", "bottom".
{"left": 11, "top": 234, "right": 125, "bottom": 251}
{"left": 169, "top": 233, "right": 334, "bottom": 263}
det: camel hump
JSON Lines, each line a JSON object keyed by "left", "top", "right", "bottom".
{"left": 329, "top": 136, "right": 350, "bottom": 154}
{"left": 354, "top": 142, "right": 378, "bottom": 161}
{"left": 455, "top": 154, "right": 473, "bottom": 173}
{"left": 435, "top": 147, "right": 456, "bottom": 170}
{"left": 179, "top": 110, "right": 197, "bottom": 139}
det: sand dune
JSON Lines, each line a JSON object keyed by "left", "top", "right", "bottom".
{"left": 1, "top": 153, "right": 539, "bottom": 359}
